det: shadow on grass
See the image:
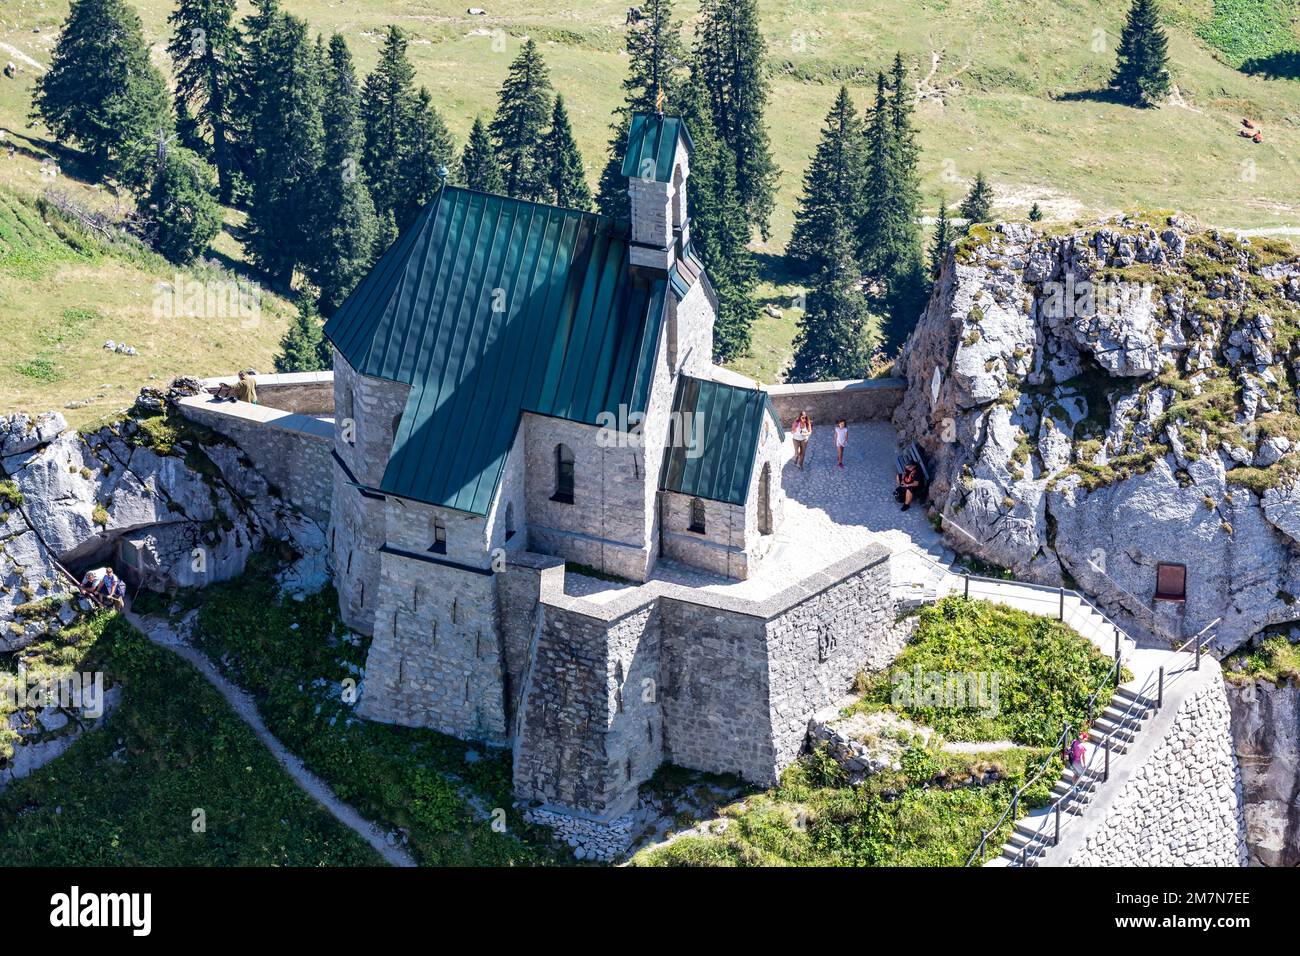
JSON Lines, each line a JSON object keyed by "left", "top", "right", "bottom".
{"left": 1241, "top": 50, "right": 1300, "bottom": 80}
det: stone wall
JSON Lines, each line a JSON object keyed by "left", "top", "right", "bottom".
{"left": 660, "top": 491, "right": 749, "bottom": 578}
{"left": 202, "top": 371, "right": 334, "bottom": 415}
{"left": 1226, "top": 677, "right": 1300, "bottom": 866}
{"left": 767, "top": 378, "right": 906, "bottom": 427}
{"left": 512, "top": 545, "right": 894, "bottom": 819}
{"left": 176, "top": 396, "right": 332, "bottom": 524}
{"left": 329, "top": 350, "right": 410, "bottom": 634}
{"left": 1060, "top": 665, "right": 1249, "bottom": 867}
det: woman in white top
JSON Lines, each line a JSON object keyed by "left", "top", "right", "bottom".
{"left": 791, "top": 412, "right": 812, "bottom": 470}
{"left": 835, "top": 419, "right": 848, "bottom": 468}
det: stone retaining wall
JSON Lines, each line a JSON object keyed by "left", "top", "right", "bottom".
{"left": 1060, "top": 663, "right": 1249, "bottom": 867}
{"left": 766, "top": 378, "right": 906, "bottom": 426}
{"left": 176, "top": 396, "right": 333, "bottom": 525}
{"left": 202, "top": 371, "right": 334, "bottom": 415}
{"left": 512, "top": 545, "right": 894, "bottom": 820}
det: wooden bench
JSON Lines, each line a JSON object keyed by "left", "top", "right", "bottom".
{"left": 895, "top": 441, "right": 931, "bottom": 484}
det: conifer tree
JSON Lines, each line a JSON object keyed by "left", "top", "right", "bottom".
{"left": 595, "top": 0, "right": 685, "bottom": 219}
{"left": 790, "top": 212, "right": 880, "bottom": 382}
{"left": 168, "top": 0, "right": 239, "bottom": 202}
{"left": 230, "top": 0, "right": 281, "bottom": 198}
{"left": 1028, "top": 201, "right": 1044, "bottom": 222}
{"left": 1110, "top": 0, "right": 1171, "bottom": 107}
{"left": 311, "top": 33, "right": 378, "bottom": 314}
{"left": 362, "top": 25, "right": 419, "bottom": 242}
{"left": 244, "top": 12, "right": 324, "bottom": 289}
{"left": 275, "top": 293, "right": 330, "bottom": 372}
{"left": 959, "top": 171, "right": 994, "bottom": 226}
{"left": 459, "top": 116, "right": 505, "bottom": 193}
{"left": 489, "top": 39, "right": 554, "bottom": 202}
{"left": 693, "top": 0, "right": 777, "bottom": 238}
{"left": 145, "top": 144, "right": 221, "bottom": 264}
{"left": 395, "top": 87, "right": 455, "bottom": 227}
{"left": 788, "top": 86, "right": 864, "bottom": 273}
{"left": 928, "top": 202, "right": 952, "bottom": 279}
{"left": 33, "top": 0, "right": 169, "bottom": 182}
{"left": 544, "top": 95, "right": 592, "bottom": 210}
{"left": 679, "top": 75, "right": 758, "bottom": 362}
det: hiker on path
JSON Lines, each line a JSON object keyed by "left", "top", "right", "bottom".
{"left": 835, "top": 418, "right": 848, "bottom": 469}
{"left": 791, "top": 411, "right": 812, "bottom": 471}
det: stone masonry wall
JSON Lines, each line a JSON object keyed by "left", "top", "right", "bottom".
{"left": 361, "top": 496, "right": 512, "bottom": 743}
{"left": 1066, "top": 671, "right": 1249, "bottom": 866}
{"left": 330, "top": 350, "right": 410, "bottom": 634}
{"left": 767, "top": 378, "right": 906, "bottom": 427}
{"left": 1226, "top": 677, "right": 1300, "bottom": 866}
{"left": 177, "top": 400, "right": 332, "bottom": 525}
{"left": 513, "top": 545, "right": 894, "bottom": 816}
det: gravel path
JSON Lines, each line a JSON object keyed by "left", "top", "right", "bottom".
{"left": 123, "top": 608, "right": 417, "bottom": 868}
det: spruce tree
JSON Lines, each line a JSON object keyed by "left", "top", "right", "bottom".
{"left": 680, "top": 75, "right": 758, "bottom": 362}
{"left": 230, "top": 0, "right": 281, "bottom": 199}
{"left": 544, "top": 96, "right": 592, "bottom": 210}
{"left": 693, "top": 0, "right": 777, "bottom": 238}
{"left": 859, "top": 58, "right": 922, "bottom": 281}
{"left": 595, "top": 0, "right": 685, "bottom": 219}
{"left": 145, "top": 144, "right": 221, "bottom": 264}
{"left": 311, "top": 33, "right": 378, "bottom": 314}
{"left": 459, "top": 116, "right": 504, "bottom": 193}
{"left": 275, "top": 293, "right": 330, "bottom": 372}
{"left": 167, "top": 0, "right": 238, "bottom": 202}
{"left": 489, "top": 39, "right": 554, "bottom": 202}
{"left": 33, "top": 0, "right": 169, "bottom": 182}
{"left": 1028, "top": 201, "right": 1044, "bottom": 222}
{"left": 1110, "top": 0, "right": 1171, "bottom": 107}
{"left": 395, "top": 87, "right": 455, "bottom": 228}
{"left": 928, "top": 202, "right": 951, "bottom": 279}
{"left": 959, "top": 171, "right": 994, "bottom": 226}
{"left": 244, "top": 12, "right": 324, "bottom": 289}
{"left": 362, "top": 25, "right": 419, "bottom": 242}
{"left": 788, "top": 86, "right": 864, "bottom": 273}
{"left": 790, "top": 212, "right": 880, "bottom": 383}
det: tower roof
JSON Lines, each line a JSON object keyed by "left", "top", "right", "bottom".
{"left": 621, "top": 113, "right": 694, "bottom": 184}
{"left": 324, "top": 186, "right": 667, "bottom": 515}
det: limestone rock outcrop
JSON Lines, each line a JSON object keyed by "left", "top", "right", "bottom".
{"left": 1, "top": 387, "right": 327, "bottom": 648}
{"left": 895, "top": 215, "right": 1300, "bottom": 654}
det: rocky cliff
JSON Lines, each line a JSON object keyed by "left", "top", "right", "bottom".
{"left": 895, "top": 214, "right": 1300, "bottom": 654}
{"left": 1226, "top": 676, "right": 1300, "bottom": 866}
{"left": 1, "top": 386, "right": 326, "bottom": 650}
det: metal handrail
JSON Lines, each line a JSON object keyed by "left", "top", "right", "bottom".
{"left": 964, "top": 651, "right": 1122, "bottom": 866}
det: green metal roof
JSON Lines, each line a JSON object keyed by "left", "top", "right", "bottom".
{"left": 324, "top": 186, "right": 667, "bottom": 515}
{"left": 621, "top": 113, "right": 693, "bottom": 184}
{"left": 659, "top": 376, "right": 784, "bottom": 506}
{"left": 668, "top": 241, "right": 704, "bottom": 299}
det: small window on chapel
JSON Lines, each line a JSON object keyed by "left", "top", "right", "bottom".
{"left": 689, "top": 497, "right": 706, "bottom": 534}
{"left": 429, "top": 518, "right": 447, "bottom": 555}
{"left": 505, "top": 502, "right": 516, "bottom": 541}
{"left": 553, "top": 444, "right": 575, "bottom": 503}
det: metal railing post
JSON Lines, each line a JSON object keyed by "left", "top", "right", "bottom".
{"left": 1054, "top": 804, "right": 1061, "bottom": 846}
{"left": 964, "top": 573, "right": 970, "bottom": 599}
{"left": 1114, "top": 626, "right": 1120, "bottom": 661}
{"left": 1058, "top": 586, "right": 1065, "bottom": 620}
{"left": 1104, "top": 739, "right": 1110, "bottom": 782}
{"left": 1196, "top": 635, "right": 1202, "bottom": 671}
{"left": 980, "top": 830, "right": 987, "bottom": 862}
{"left": 1158, "top": 666, "right": 1164, "bottom": 710}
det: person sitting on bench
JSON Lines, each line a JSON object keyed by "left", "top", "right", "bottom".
{"left": 80, "top": 567, "right": 125, "bottom": 609}
{"left": 897, "top": 462, "right": 923, "bottom": 512}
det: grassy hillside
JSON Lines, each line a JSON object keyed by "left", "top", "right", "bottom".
{"left": 0, "top": 0, "right": 1298, "bottom": 390}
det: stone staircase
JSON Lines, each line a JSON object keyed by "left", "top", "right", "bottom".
{"left": 887, "top": 544, "right": 1194, "bottom": 868}
{"left": 988, "top": 683, "right": 1159, "bottom": 866}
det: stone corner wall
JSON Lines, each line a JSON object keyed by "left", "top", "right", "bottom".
{"left": 1065, "top": 669, "right": 1248, "bottom": 867}
{"left": 1226, "top": 676, "right": 1300, "bottom": 867}
{"left": 512, "top": 545, "right": 896, "bottom": 818}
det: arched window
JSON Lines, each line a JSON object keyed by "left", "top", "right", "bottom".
{"left": 505, "top": 502, "right": 516, "bottom": 541}
{"left": 689, "top": 497, "right": 706, "bottom": 534}
{"left": 553, "top": 444, "right": 575, "bottom": 503}
{"left": 429, "top": 517, "right": 447, "bottom": 555}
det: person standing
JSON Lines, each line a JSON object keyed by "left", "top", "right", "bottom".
{"left": 791, "top": 411, "right": 812, "bottom": 470}
{"left": 1068, "top": 730, "right": 1088, "bottom": 789}
{"left": 835, "top": 418, "right": 848, "bottom": 468}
